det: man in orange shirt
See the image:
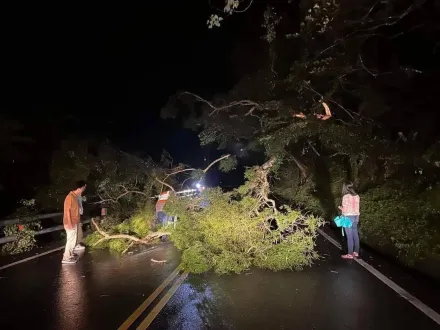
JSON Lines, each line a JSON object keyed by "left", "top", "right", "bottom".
{"left": 62, "top": 180, "right": 87, "bottom": 264}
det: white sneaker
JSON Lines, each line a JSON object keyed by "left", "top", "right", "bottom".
{"left": 74, "top": 244, "right": 85, "bottom": 251}
{"left": 62, "top": 257, "right": 77, "bottom": 264}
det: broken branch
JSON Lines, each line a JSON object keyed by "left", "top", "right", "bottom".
{"left": 122, "top": 242, "right": 135, "bottom": 255}
{"left": 156, "top": 155, "right": 231, "bottom": 193}
{"left": 163, "top": 168, "right": 196, "bottom": 183}
{"left": 180, "top": 91, "right": 260, "bottom": 116}
{"left": 292, "top": 156, "right": 308, "bottom": 179}
{"left": 94, "top": 185, "right": 149, "bottom": 204}
{"left": 203, "top": 154, "right": 230, "bottom": 173}
{"left": 91, "top": 219, "right": 170, "bottom": 247}
{"left": 155, "top": 178, "right": 176, "bottom": 192}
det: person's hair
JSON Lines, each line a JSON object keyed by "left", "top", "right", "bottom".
{"left": 342, "top": 183, "right": 357, "bottom": 196}
{"left": 75, "top": 180, "right": 87, "bottom": 190}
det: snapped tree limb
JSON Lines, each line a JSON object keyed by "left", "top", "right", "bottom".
{"left": 247, "top": 156, "right": 278, "bottom": 216}
{"left": 182, "top": 91, "right": 333, "bottom": 122}
{"left": 203, "top": 154, "right": 230, "bottom": 173}
{"left": 180, "top": 91, "right": 260, "bottom": 116}
{"left": 94, "top": 184, "right": 149, "bottom": 204}
{"left": 160, "top": 154, "right": 229, "bottom": 187}
{"left": 156, "top": 154, "right": 231, "bottom": 193}
{"left": 155, "top": 178, "right": 176, "bottom": 193}
{"left": 91, "top": 219, "right": 169, "bottom": 247}
{"left": 292, "top": 156, "right": 308, "bottom": 180}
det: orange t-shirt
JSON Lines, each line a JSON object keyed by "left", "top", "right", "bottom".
{"left": 63, "top": 191, "right": 80, "bottom": 228}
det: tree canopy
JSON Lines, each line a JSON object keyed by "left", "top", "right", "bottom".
{"left": 162, "top": 0, "right": 440, "bottom": 271}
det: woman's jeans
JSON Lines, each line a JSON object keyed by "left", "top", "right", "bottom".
{"left": 344, "top": 215, "right": 360, "bottom": 255}
{"left": 156, "top": 211, "right": 173, "bottom": 226}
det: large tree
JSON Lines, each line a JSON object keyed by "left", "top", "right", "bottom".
{"left": 162, "top": 0, "right": 440, "bottom": 271}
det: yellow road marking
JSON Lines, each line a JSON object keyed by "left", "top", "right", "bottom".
{"left": 117, "top": 265, "right": 181, "bottom": 330}
{"left": 136, "top": 272, "right": 189, "bottom": 330}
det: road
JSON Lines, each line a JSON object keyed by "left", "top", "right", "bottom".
{"left": 0, "top": 232, "right": 439, "bottom": 330}
{"left": 0, "top": 244, "right": 180, "bottom": 330}
{"left": 150, "top": 235, "right": 440, "bottom": 330}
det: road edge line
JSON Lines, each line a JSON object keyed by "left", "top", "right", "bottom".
{"left": 118, "top": 265, "right": 181, "bottom": 330}
{"left": 317, "top": 228, "right": 440, "bottom": 326}
{"left": 0, "top": 246, "right": 65, "bottom": 271}
{"left": 0, "top": 240, "right": 159, "bottom": 272}
{"left": 136, "top": 271, "right": 189, "bottom": 330}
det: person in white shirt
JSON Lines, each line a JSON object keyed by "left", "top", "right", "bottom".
{"left": 74, "top": 188, "right": 85, "bottom": 252}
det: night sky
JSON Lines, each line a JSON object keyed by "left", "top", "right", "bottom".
{"left": 2, "top": 1, "right": 439, "bottom": 216}
{"left": 8, "top": 2, "right": 268, "bottom": 153}
{"left": 2, "top": 2, "right": 268, "bottom": 214}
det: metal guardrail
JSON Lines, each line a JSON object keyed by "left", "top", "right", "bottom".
{"left": 0, "top": 213, "right": 63, "bottom": 227}
{"left": 0, "top": 212, "right": 93, "bottom": 245}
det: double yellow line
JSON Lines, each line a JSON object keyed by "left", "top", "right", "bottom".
{"left": 118, "top": 265, "right": 188, "bottom": 330}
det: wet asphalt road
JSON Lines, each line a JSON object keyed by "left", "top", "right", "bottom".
{"left": 0, "top": 244, "right": 180, "bottom": 330}
{"left": 151, "top": 236, "right": 440, "bottom": 330}
{"left": 1, "top": 235, "right": 439, "bottom": 330}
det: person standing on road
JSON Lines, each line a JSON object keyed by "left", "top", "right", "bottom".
{"left": 338, "top": 183, "right": 360, "bottom": 259}
{"left": 155, "top": 191, "right": 171, "bottom": 227}
{"left": 75, "top": 185, "right": 86, "bottom": 252}
{"left": 62, "top": 180, "right": 86, "bottom": 264}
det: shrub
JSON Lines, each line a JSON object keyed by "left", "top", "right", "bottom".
{"left": 2, "top": 222, "right": 42, "bottom": 255}
{"left": 274, "top": 166, "right": 440, "bottom": 266}
{"left": 360, "top": 184, "right": 440, "bottom": 263}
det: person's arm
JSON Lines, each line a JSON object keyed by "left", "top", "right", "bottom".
{"left": 64, "top": 195, "right": 73, "bottom": 230}
{"left": 339, "top": 195, "right": 349, "bottom": 213}
{"left": 78, "top": 196, "right": 83, "bottom": 215}
{"left": 316, "top": 102, "right": 332, "bottom": 120}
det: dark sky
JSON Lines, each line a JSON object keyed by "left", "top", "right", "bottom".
{"left": 1, "top": 2, "right": 266, "bottom": 214}
{"left": 6, "top": 2, "right": 265, "bottom": 157}
{"left": 3, "top": 1, "right": 438, "bottom": 215}
{"left": 5, "top": 1, "right": 439, "bottom": 149}
{"left": 20, "top": 3, "right": 231, "bottom": 103}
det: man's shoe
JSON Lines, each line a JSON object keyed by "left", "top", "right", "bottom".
{"left": 74, "top": 244, "right": 85, "bottom": 251}
{"left": 61, "top": 257, "right": 78, "bottom": 264}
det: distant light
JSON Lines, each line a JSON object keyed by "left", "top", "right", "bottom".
{"left": 196, "top": 183, "right": 201, "bottom": 188}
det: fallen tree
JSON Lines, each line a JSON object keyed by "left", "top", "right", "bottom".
{"left": 84, "top": 204, "right": 162, "bottom": 253}
{"left": 90, "top": 219, "right": 169, "bottom": 247}
{"left": 84, "top": 155, "right": 324, "bottom": 275}
{"left": 164, "top": 157, "right": 324, "bottom": 274}
{"left": 83, "top": 154, "right": 235, "bottom": 254}
{"left": 159, "top": 0, "right": 440, "bottom": 276}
